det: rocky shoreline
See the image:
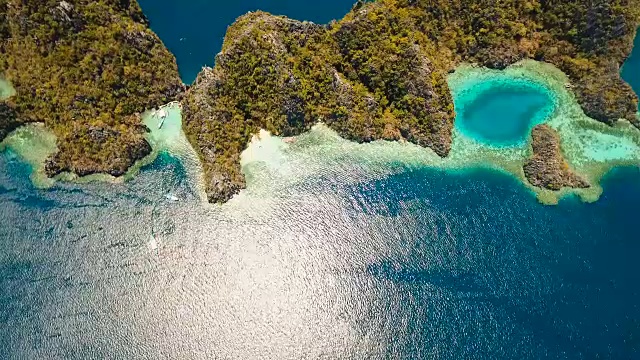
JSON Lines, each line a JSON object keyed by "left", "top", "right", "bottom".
{"left": 0, "top": 101, "right": 18, "bottom": 140}
{"left": 183, "top": 0, "right": 640, "bottom": 203}
{"left": 0, "top": 0, "right": 184, "bottom": 177}
{"left": 181, "top": 10, "right": 455, "bottom": 203}
{"left": 523, "top": 125, "right": 590, "bottom": 191}
{"left": 1, "top": 0, "right": 639, "bottom": 203}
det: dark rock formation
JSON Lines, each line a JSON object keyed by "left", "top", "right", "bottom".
{"left": 524, "top": 125, "right": 590, "bottom": 191}
{"left": 44, "top": 124, "right": 152, "bottom": 177}
{"left": 0, "top": 102, "right": 18, "bottom": 140}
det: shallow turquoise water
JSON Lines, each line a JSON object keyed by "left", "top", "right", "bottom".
{"left": 456, "top": 83, "right": 554, "bottom": 146}
{"left": 0, "top": 78, "right": 15, "bottom": 100}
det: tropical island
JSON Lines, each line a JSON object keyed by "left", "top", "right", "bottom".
{"left": 1, "top": 0, "right": 639, "bottom": 204}
{"left": 0, "top": 0, "right": 183, "bottom": 176}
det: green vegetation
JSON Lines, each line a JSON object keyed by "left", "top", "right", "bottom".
{"left": 0, "top": 0, "right": 183, "bottom": 176}
{"left": 183, "top": 0, "right": 640, "bottom": 203}
{"left": 0, "top": 0, "right": 637, "bottom": 201}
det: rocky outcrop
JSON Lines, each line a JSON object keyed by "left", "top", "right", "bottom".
{"left": 2, "top": 0, "right": 638, "bottom": 201}
{"left": 182, "top": 10, "right": 457, "bottom": 203}
{"left": 44, "top": 124, "right": 152, "bottom": 177}
{"left": 0, "top": 102, "right": 18, "bottom": 140}
{"left": 523, "top": 125, "right": 590, "bottom": 191}
{"left": 0, "top": 0, "right": 184, "bottom": 177}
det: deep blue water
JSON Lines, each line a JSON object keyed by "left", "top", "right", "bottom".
{"left": 2, "top": 149, "right": 640, "bottom": 358}
{"left": 457, "top": 83, "right": 554, "bottom": 146}
{"left": 1, "top": 6, "right": 640, "bottom": 360}
{"left": 622, "top": 28, "right": 640, "bottom": 108}
{"left": 137, "top": 0, "right": 355, "bottom": 83}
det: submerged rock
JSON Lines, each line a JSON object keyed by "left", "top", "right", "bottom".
{"left": 524, "top": 125, "right": 590, "bottom": 191}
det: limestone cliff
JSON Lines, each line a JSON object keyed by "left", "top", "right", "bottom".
{"left": 523, "top": 125, "right": 590, "bottom": 191}
{"left": 183, "top": 0, "right": 640, "bottom": 203}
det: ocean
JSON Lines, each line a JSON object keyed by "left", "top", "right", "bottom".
{"left": 1, "top": 5, "right": 640, "bottom": 360}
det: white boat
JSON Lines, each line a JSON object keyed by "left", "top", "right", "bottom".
{"left": 165, "top": 193, "right": 179, "bottom": 202}
{"left": 148, "top": 236, "right": 158, "bottom": 250}
{"left": 157, "top": 108, "right": 167, "bottom": 129}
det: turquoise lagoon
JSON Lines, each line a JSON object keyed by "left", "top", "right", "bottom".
{"left": 3, "top": 59, "right": 640, "bottom": 204}
{"left": 454, "top": 76, "right": 555, "bottom": 147}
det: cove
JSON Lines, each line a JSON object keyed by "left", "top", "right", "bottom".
{"left": 137, "top": 0, "right": 355, "bottom": 84}
{"left": 454, "top": 78, "right": 555, "bottom": 147}
{"left": 4, "top": 60, "right": 639, "bottom": 205}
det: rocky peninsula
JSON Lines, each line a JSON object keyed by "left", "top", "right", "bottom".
{"left": 183, "top": 0, "right": 640, "bottom": 203}
{"left": 0, "top": 0, "right": 183, "bottom": 176}
{"left": 524, "top": 125, "right": 590, "bottom": 191}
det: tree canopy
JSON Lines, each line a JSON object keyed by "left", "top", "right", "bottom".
{"left": 0, "top": 0, "right": 183, "bottom": 176}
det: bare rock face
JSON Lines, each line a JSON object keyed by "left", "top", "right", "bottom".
{"left": 50, "top": 0, "right": 85, "bottom": 33}
{"left": 523, "top": 125, "right": 590, "bottom": 191}
{"left": 0, "top": 102, "right": 18, "bottom": 140}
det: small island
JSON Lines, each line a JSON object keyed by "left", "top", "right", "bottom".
{"left": 0, "top": 0, "right": 183, "bottom": 176}
{"left": 1, "top": 0, "right": 639, "bottom": 204}
{"left": 523, "top": 124, "right": 590, "bottom": 191}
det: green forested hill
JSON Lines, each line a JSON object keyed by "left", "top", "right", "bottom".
{"left": 0, "top": 0, "right": 183, "bottom": 176}
{"left": 0, "top": 0, "right": 638, "bottom": 201}
{"left": 183, "top": 0, "right": 640, "bottom": 203}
